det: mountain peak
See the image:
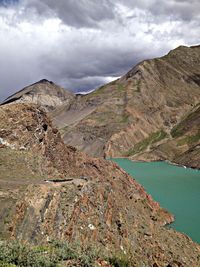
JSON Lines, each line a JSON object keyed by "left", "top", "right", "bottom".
{"left": 1, "top": 80, "right": 75, "bottom": 111}
{"left": 52, "top": 44, "right": 200, "bottom": 162}
{"left": 35, "top": 79, "right": 54, "bottom": 84}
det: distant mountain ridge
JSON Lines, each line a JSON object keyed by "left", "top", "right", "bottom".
{"left": 51, "top": 45, "right": 200, "bottom": 168}
{"left": 2, "top": 79, "right": 75, "bottom": 111}
{"left": 2, "top": 45, "right": 200, "bottom": 168}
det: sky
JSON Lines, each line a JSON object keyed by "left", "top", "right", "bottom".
{"left": 0, "top": 0, "right": 200, "bottom": 101}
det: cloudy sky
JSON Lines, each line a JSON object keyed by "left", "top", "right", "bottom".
{"left": 0, "top": 0, "right": 199, "bottom": 101}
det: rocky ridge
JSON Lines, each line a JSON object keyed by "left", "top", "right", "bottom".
{"left": 2, "top": 79, "right": 75, "bottom": 111}
{"left": 0, "top": 103, "right": 200, "bottom": 266}
{"left": 129, "top": 102, "right": 200, "bottom": 168}
{"left": 50, "top": 45, "right": 200, "bottom": 168}
{"left": 2, "top": 45, "right": 200, "bottom": 169}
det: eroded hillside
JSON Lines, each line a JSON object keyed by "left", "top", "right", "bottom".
{"left": 134, "top": 103, "right": 200, "bottom": 169}
{"left": 2, "top": 79, "right": 75, "bottom": 111}
{"left": 51, "top": 45, "right": 200, "bottom": 163}
{"left": 0, "top": 103, "right": 200, "bottom": 266}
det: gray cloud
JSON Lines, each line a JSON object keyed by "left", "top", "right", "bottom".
{"left": 117, "top": 0, "right": 200, "bottom": 21}
{"left": 0, "top": 0, "right": 200, "bottom": 102}
{"left": 22, "top": 0, "right": 115, "bottom": 28}
{"left": 26, "top": 0, "right": 200, "bottom": 26}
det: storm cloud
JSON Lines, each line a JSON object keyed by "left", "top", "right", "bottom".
{"left": 0, "top": 0, "right": 199, "bottom": 101}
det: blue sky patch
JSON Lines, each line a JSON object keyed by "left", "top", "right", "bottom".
{"left": 0, "top": 0, "right": 19, "bottom": 6}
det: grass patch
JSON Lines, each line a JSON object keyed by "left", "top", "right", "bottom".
{"left": 0, "top": 240, "right": 133, "bottom": 267}
{"left": 171, "top": 123, "right": 186, "bottom": 138}
{"left": 108, "top": 255, "right": 130, "bottom": 267}
{"left": 87, "top": 80, "right": 117, "bottom": 98}
{"left": 89, "top": 85, "right": 107, "bottom": 97}
{"left": 0, "top": 240, "right": 101, "bottom": 267}
{"left": 120, "top": 113, "right": 129, "bottom": 124}
{"left": 125, "top": 130, "right": 167, "bottom": 156}
{"left": 177, "top": 131, "right": 200, "bottom": 146}
{"left": 117, "top": 84, "right": 124, "bottom": 91}
{"left": 171, "top": 107, "right": 200, "bottom": 138}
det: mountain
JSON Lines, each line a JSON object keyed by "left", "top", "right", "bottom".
{"left": 136, "top": 103, "right": 200, "bottom": 168}
{"left": 1, "top": 79, "right": 75, "bottom": 111}
{"left": 0, "top": 103, "right": 200, "bottom": 266}
{"left": 51, "top": 45, "right": 200, "bottom": 166}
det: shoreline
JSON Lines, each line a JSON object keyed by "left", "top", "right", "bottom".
{"left": 107, "top": 157, "right": 200, "bottom": 171}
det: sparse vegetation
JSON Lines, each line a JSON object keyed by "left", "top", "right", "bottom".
{"left": 125, "top": 130, "right": 168, "bottom": 156}
{"left": 0, "top": 148, "right": 45, "bottom": 181}
{"left": 0, "top": 240, "right": 133, "bottom": 267}
{"left": 108, "top": 255, "right": 130, "bottom": 267}
{"left": 0, "top": 240, "right": 102, "bottom": 267}
{"left": 120, "top": 113, "right": 129, "bottom": 123}
{"left": 177, "top": 131, "right": 200, "bottom": 146}
{"left": 117, "top": 84, "right": 124, "bottom": 91}
{"left": 171, "top": 107, "right": 200, "bottom": 138}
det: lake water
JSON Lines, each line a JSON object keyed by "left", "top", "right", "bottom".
{"left": 111, "top": 159, "right": 200, "bottom": 244}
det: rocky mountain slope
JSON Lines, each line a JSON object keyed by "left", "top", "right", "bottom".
{"left": 0, "top": 103, "right": 200, "bottom": 266}
{"left": 2, "top": 45, "right": 200, "bottom": 169}
{"left": 50, "top": 45, "right": 200, "bottom": 166}
{"left": 2, "top": 79, "right": 75, "bottom": 111}
{"left": 130, "top": 102, "right": 200, "bottom": 168}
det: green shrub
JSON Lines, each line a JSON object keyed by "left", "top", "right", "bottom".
{"left": 48, "top": 240, "right": 78, "bottom": 261}
{"left": 0, "top": 261, "right": 16, "bottom": 267}
{"left": 0, "top": 240, "right": 100, "bottom": 267}
{"left": 0, "top": 241, "right": 58, "bottom": 267}
{"left": 0, "top": 240, "right": 134, "bottom": 267}
{"left": 109, "top": 255, "right": 130, "bottom": 267}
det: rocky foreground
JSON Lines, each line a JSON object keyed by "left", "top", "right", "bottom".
{"left": 0, "top": 103, "right": 200, "bottom": 266}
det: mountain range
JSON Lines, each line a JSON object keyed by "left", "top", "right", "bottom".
{"left": 2, "top": 45, "right": 200, "bottom": 169}
{"left": 1, "top": 44, "right": 200, "bottom": 266}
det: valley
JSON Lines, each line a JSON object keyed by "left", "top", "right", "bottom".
{"left": 1, "top": 44, "right": 200, "bottom": 266}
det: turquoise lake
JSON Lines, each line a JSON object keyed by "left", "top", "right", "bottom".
{"left": 111, "top": 159, "right": 200, "bottom": 244}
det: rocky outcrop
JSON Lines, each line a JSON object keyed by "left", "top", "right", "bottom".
{"left": 0, "top": 103, "right": 200, "bottom": 266}
{"left": 49, "top": 45, "right": 200, "bottom": 166}
{"left": 1, "top": 79, "right": 75, "bottom": 111}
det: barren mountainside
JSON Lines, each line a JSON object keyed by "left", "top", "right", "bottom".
{"left": 0, "top": 103, "right": 200, "bottom": 266}
{"left": 2, "top": 45, "right": 200, "bottom": 168}
{"left": 130, "top": 103, "right": 200, "bottom": 168}
{"left": 2, "top": 79, "right": 75, "bottom": 111}
{"left": 50, "top": 45, "right": 200, "bottom": 166}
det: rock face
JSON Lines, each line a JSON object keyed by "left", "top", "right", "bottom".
{"left": 51, "top": 45, "right": 200, "bottom": 166}
{"left": 0, "top": 103, "right": 200, "bottom": 267}
{"left": 145, "top": 103, "right": 200, "bottom": 169}
{"left": 1, "top": 79, "right": 75, "bottom": 111}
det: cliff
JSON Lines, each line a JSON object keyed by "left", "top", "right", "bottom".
{"left": 0, "top": 103, "right": 200, "bottom": 266}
